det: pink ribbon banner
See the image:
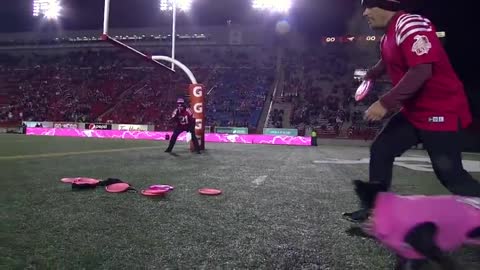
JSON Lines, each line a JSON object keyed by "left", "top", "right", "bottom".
{"left": 26, "top": 128, "right": 311, "bottom": 146}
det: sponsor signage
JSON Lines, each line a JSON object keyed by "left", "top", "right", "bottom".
{"left": 118, "top": 124, "right": 149, "bottom": 131}
{"left": 54, "top": 122, "right": 78, "bottom": 129}
{"left": 85, "top": 123, "right": 112, "bottom": 130}
{"left": 263, "top": 128, "right": 298, "bottom": 136}
{"left": 215, "top": 127, "right": 249, "bottom": 134}
{"left": 22, "top": 121, "right": 54, "bottom": 128}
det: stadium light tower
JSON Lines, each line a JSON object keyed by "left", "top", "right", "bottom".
{"left": 160, "top": 0, "right": 194, "bottom": 71}
{"left": 252, "top": 0, "right": 292, "bottom": 13}
{"left": 33, "top": 0, "right": 62, "bottom": 20}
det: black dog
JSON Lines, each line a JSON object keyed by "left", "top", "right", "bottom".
{"left": 351, "top": 180, "right": 480, "bottom": 270}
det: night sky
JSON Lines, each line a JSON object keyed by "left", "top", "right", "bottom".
{"left": 0, "top": 1, "right": 476, "bottom": 89}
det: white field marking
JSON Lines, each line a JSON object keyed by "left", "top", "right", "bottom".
{"left": 312, "top": 156, "right": 480, "bottom": 173}
{"left": 252, "top": 175, "right": 268, "bottom": 186}
{"left": 0, "top": 146, "right": 163, "bottom": 160}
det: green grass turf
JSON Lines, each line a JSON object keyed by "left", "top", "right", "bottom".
{"left": 1, "top": 134, "right": 479, "bottom": 269}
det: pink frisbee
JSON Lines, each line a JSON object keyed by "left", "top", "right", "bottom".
{"left": 61, "top": 177, "right": 100, "bottom": 185}
{"left": 355, "top": 80, "right": 373, "bottom": 101}
{"left": 105, "top": 183, "right": 131, "bottom": 193}
{"left": 149, "top": 185, "right": 174, "bottom": 191}
{"left": 198, "top": 188, "right": 222, "bottom": 196}
{"left": 141, "top": 189, "right": 169, "bottom": 196}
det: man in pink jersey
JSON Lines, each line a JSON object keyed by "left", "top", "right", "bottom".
{"left": 343, "top": 0, "right": 480, "bottom": 223}
{"left": 165, "top": 98, "right": 201, "bottom": 154}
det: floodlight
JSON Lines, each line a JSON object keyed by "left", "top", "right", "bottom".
{"left": 160, "top": 0, "right": 172, "bottom": 11}
{"left": 45, "top": 1, "right": 61, "bottom": 20}
{"left": 160, "top": 0, "right": 193, "bottom": 12}
{"left": 252, "top": 0, "right": 292, "bottom": 13}
{"left": 32, "top": 0, "right": 62, "bottom": 20}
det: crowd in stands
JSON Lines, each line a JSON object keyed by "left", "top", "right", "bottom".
{"left": 205, "top": 67, "right": 272, "bottom": 129}
{"left": 277, "top": 45, "right": 389, "bottom": 139}
{"left": 0, "top": 38, "right": 395, "bottom": 140}
{"left": 269, "top": 109, "right": 284, "bottom": 128}
{"left": 0, "top": 46, "right": 274, "bottom": 131}
{"left": 0, "top": 50, "right": 147, "bottom": 123}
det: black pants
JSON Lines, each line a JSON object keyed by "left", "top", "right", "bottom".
{"left": 370, "top": 113, "right": 480, "bottom": 197}
{"left": 166, "top": 125, "right": 200, "bottom": 152}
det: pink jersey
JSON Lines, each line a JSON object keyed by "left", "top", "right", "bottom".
{"left": 369, "top": 192, "right": 480, "bottom": 259}
{"left": 381, "top": 12, "right": 472, "bottom": 131}
{"left": 171, "top": 107, "right": 195, "bottom": 128}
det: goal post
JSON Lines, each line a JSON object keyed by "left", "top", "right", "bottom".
{"left": 102, "top": 0, "right": 206, "bottom": 150}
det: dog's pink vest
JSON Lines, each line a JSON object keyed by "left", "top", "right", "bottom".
{"left": 369, "top": 192, "right": 480, "bottom": 259}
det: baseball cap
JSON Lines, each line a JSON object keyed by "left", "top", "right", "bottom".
{"left": 361, "top": 0, "right": 403, "bottom": 11}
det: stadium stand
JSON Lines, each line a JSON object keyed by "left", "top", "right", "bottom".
{"left": 0, "top": 27, "right": 431, "bottom": 140}
{"left": 0, "top": 44, "right": 275, "bottom": 131}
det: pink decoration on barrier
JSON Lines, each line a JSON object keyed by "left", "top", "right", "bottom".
{"left": 26, "top": 128, "right": 311, "bottom": 146}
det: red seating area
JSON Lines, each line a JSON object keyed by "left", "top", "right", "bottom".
{"left": 1, "top": 46, "right": 275, "bottom": 131}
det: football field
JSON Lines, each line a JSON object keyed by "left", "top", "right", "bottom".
{"left": 1, "top": 134, "right": 479, "bottom": 269}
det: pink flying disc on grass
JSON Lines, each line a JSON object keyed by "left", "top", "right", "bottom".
{"left": 141, "top": 189, "right": 169, "bottom": 196}
{"left": 198, "top": 188, "right": 222, "bottom": 196}
{"left": 61, "top": 177, "right": 100, "bottom": 184}
{"left": 61, "top": 178, "right": 77, "bottom": 183}
{"left": 149, "top": 185, "right": 174, "bottom": 191}
{"left": 355, "top": 80, "right": 373, "bottom": 101}
{"left": 105, "top": 183, "right": 131, "bottom": 193}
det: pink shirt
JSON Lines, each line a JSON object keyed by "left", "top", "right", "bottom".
{"left": 369, "top": 192, "right": 480, "bottom": 259}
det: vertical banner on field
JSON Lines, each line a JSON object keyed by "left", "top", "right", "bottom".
{"left": 188, "top": 84, "right": 206, "bottom": 150}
